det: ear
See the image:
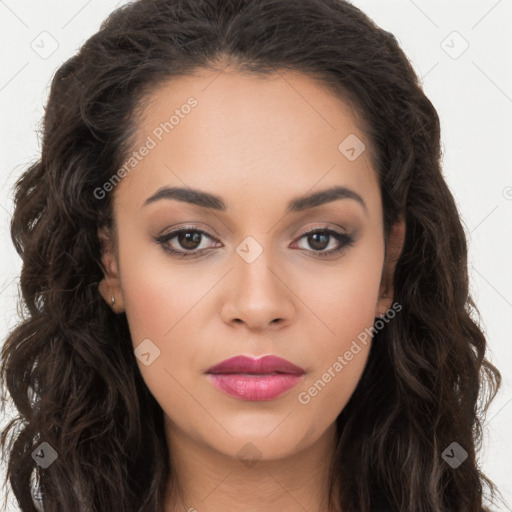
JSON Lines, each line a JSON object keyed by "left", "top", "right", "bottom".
{"left": 97, "top": 225, "right": 124, "bottom": 313}
{"left": 376, "top": 215, "right": 406, "bottom": 317}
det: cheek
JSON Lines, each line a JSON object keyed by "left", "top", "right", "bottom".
{"left": 292, "top": 239, "right": 384, "bottom": 343}
{"left": 119, "top": 243, "right": 210, "bottom": 343}
{"left": 315, "top": 266, "right": 381, "bottom": 331}
{"left": 118, "top": 251, "right": 211, "bottom": 425}
{"left": 293, "top": 277, "right": 376, "bottom": 428}
{"left": 291, "top": 241, "right": 384, "bottom": 414}
{"left": 117, "top": 236, "right": 222, "bottom": 394}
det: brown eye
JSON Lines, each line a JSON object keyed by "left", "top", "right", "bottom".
{"left": 293, "top": 228, "right": 355, "bottom": 258}
{"left": 305, "top": 231, "right": 330, "bottom": 251}
{"left": 176, "top": 231, "right": 203, "bottom": 250}
{"left": 155, "top": 228, "right": 220, "bottom": 258}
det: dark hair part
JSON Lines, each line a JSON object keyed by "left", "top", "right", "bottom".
{"left": 1, "top": 0, "right": 502, "bottom": 510}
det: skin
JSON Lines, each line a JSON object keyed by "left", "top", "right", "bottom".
{"left": 98, "top": 64, "right": 405, "bottom": 512}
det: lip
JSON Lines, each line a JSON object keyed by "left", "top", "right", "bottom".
{"left": 206, "top": 355, "right": 305, "bottom": 375}
{"left": 205, "top": 355, "right": 305, "bottom": 401}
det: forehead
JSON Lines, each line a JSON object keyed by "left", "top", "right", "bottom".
{"left": 114, "top": 68, "right": 380, "bottom": 214}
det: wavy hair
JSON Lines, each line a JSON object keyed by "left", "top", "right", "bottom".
{"left": 0, "top": 0, "right": 502, "bottom": 510}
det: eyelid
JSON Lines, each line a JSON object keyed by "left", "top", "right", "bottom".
{"left": 157, "top": 222, "right": 221, "bottom": 238}
{"left": 290, "top": 225, "right": 355, "bottom": 257}
{"left": 155, "top": 223, "right": 349, "bottom": 243}
{"left": 156, "top": 225, "right": 220, "bottom": 247}
{"left": 154, "top": 223, "right": 355, "bottom": 259}
{"left": 295, "top": 223, "right": 349, "bottom": 238}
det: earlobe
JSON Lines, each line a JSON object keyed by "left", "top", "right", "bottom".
{"left": 97, "top": 225, "right": 124, "bottom": 313}
{"left": 376, "top": 216, "right": 406, "bottom": 317}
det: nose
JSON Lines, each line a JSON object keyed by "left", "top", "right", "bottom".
{"left": 220, "top": 247, "right": 295, "bottom": 331}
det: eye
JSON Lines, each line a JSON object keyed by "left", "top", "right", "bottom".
{"left": 155, "top": 225, "right": 355, "bottom": 259}
{"left": 155, "top": 227, "right": 221, "bottom": 258}
{"left": 291, "top": 227, "right": 355, "bottom": 257}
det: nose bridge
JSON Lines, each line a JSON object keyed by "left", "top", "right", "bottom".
{"left": 221, "top": 234, "right": 295, "bottom": 328}
{"left": 237, "top": 241, "right": 278, "bottom": 294}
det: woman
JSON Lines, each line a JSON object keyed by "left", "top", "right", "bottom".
{"left": 0, "top": 0, "right": 502, "bottom": 510}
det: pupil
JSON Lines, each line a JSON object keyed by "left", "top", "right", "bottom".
{"left": 309, "top": 232, "right": 328, "bottom": 250}
{"left": 179, "top": 231, "right": 201, "bottom": 250}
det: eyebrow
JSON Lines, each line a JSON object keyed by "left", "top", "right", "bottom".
{"left": 143, "top": 185, "right": 367, "bottom": 214}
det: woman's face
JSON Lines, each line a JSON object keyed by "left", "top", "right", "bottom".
{"left": 99, "top": 68, "right": 401, "bottom": 462}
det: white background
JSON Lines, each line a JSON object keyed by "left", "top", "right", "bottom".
{"left": 0, "top": 1, "right": 511, "bottom": 510}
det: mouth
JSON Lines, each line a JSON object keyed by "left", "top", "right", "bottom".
{"left": 205, "top": 355, "right": 305, "bottom": 401}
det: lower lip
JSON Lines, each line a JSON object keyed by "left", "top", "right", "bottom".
{"left": 206, "top": 373, "right": 304, "bottom": 401}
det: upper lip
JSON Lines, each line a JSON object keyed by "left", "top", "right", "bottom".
{"left": 206, "top": 355, "right": 305, "bottom": 375}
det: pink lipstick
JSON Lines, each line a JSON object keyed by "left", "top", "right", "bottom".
{"left": 205, "top": 355, "right": 305, "bottom": 401}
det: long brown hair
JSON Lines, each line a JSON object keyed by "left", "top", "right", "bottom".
{"left": 1, "top": 0, "right": 501, "bottom": 510}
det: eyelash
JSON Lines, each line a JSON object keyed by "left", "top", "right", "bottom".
{"left": 155, "top": 225, "right": 355, "bottom": 259}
